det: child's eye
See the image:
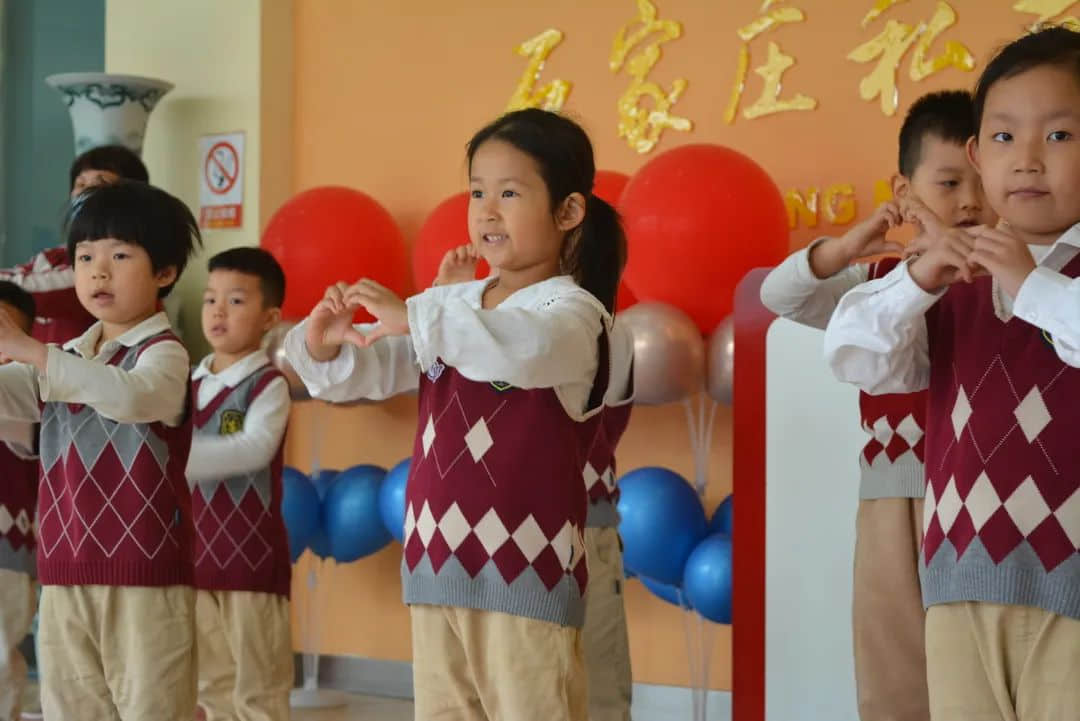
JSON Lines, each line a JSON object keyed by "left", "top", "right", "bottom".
{"left": 1048, "top": 130, "right": 1072, "bottom": 142}
{"left": 501, "top": 189, "right": 518, "bottom": 198}
{"left": 470, "top": 189, "right": 483, "bottom": 199}
{"left": 991, "top": 131, "right": 1013, "bottom": 143}
{"left": 229, "top": 297, "right": 244, "bottom": 305}
{"left": 203, "top": 297, "right": 215, "bottom": 305}
{"left": 939, "top": 180, "right": 959, "bottom": 188}
{"left": 113, "top": 252, "right": 129, "bottom": 261}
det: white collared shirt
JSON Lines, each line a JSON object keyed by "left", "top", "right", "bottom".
{"left": 0, "top": 311, "right": 189, "bottom": 427}
{"left": 185, "top": 350, "right": 290, "bottom": 484}
{"left": 284, "top": 276, "right": 610, "bottom": 419}
{"left": 759, "top": 239, "right": 871, "bottom": 330}
{"left": 824, "top": 224, "right": 1080, "bottom": 395}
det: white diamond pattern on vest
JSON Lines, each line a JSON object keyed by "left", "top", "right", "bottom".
{"left": 1014, "top": 386, "right": 1052, "bottom": 443}
{"left": 952, "top": 386, "right": 972, "bottom": 438}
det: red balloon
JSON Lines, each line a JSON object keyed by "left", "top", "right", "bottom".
{"left": 411, "top": 193, "right": 490, "bottom": 290}
{"left": 262, "top": 186, "right": 411, "bottom": 321}
{"left": 593, "top": 169, "right": 629, "bottom": 205}
{"left": 620, "top": 144, "right": 788, "bottom": 332}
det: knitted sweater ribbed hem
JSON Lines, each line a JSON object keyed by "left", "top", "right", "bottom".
{"left": 403, "top": 565, "right": 584, "bottom": 629}
{"left": 586, "top": 499, "right": 620, "bottom": 529}
{"left": 38, "top": 559, "right": 193, "bottom": 588}
{"left": 859, "top": 454, "right": 925, "bottom": 499}
{"left": 922, "top": 543, "right": 1080, "bottom": 621}
{"left": 193, "top": 567, "right": 290, "bottom": 598}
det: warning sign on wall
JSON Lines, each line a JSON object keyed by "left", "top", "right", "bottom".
{"left": 199, "top": 132, "right": 245, "bottom": 229}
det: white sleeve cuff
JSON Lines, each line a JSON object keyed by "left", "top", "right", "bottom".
{"left": 1013, "top": 266, "right": 1069, "bottom": 332}
{"left": 283, "top": 320, "right": 358, "bottom": 392}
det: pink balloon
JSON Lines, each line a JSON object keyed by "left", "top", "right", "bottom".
{"left": 618, "top": 302, "right": 705, "bottom": 405}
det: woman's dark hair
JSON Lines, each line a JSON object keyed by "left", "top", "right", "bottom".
{"left": 974, "top": 25, "right": 1080, "bottom": 135}
{"left": 65, "top": 180, "right": 202, "bottom": 298}
{"left": 68, "top": 144, "right": 149, "bottom": 190}
{"left": 466, "top": 109, "right": 627, "bottom": 313}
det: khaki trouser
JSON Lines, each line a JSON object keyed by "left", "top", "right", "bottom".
{"left": 925, "top": 601, "right": 1080, "bottom": 721}
{"left": 411, "top": 604, "right": 587, "bottom": 721}
{"left": 38, "top": 584, "right": 197, "bottom": 721}
{"left": 0, "top": 570, "right": 34, "bottom": 721}
{"left": 195, "top": 589, "right": 293, "bottom": 721}
{"left": 582, "top": 527, "right": 631, "bottom": 721}
{"left": 852, "top": 498, "right": 930, "bottom": 721}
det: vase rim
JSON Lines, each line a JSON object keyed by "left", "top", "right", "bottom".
{"left": 45, "top": 72, "right": 174, "bottom": 93}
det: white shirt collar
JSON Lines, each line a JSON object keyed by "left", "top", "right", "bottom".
{"left": 192, "top": 349, "right": 271, "bottom": 387}
{"left": 61, "top": 311, "right": 173, "bottom": 359}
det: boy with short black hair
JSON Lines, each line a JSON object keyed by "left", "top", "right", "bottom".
{"left": 0, "top": 180, "right": 202, "bottom": 721}
{"left": 761, "top": 90, "right": 996, "bottom": 721}
{"left": 188, "top": 246, "right": 294, "bottom": 721}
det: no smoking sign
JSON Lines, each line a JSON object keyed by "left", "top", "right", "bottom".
{"left": 199, "top": 131, "right": 245, "bottom": 229}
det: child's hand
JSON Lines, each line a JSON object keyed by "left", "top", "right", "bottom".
{"left": 434, "top": 244, "right": 479, "bottom": 287}
{"left": 899, "top": 196, "right": 944, "bottom": 258}
{"left": 305, "top": 282, "right": 371, "bottom": 361}
{"left": 908, "top": 229, "right": 981, "bottom": 292}
{"left": 808, "top": 202, "right": 903, "bottom": 278}
{"left": 967, "top": 225, "right": 1037, "bottom": 298}
{"left": 343, "top": 279, "right": 410, "bottom": 347}
{"left": 0, "top": 311, "right": 46, "bottom": 369}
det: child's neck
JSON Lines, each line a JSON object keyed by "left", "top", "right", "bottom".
{"left": 484, "top": 261, "right": 562, "bottom": 309}
{"left": 1007, "top": 222, "right": 1071, "bottom": 247}
{"left": 210, "top": 346, "right": 260, "bottom": 375}
{"left": 95, "top": 310, "right": 160, "bottom": 354}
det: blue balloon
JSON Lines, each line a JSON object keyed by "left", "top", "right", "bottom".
{"left": 281, "top": 466, "right": 320, "bottom": 562}
{"left": 311, "top": 469, "right": 339, "bottom": 500}
{"left": 379, "top": 458, "right": 411, "bottom": 543}
{"left": 323, "top": 464, "right": 392, "bottom": 563}
{"left": 682, "top": 533, "right": 733, "bottom": 624}
{"left": 307, "top": 528, "right": 332, "bottom": 560}
{"left": 616, "top": 467, "right": 707, "bottom": 586}
{"left": 709, "top": 495, "right": 733, "bottom": 536}
{"left": 642, "top": 577, "right": 692, "bottom": 609}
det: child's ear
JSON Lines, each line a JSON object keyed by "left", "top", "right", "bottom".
{"left": 891, "top": 173, "right": 910, "bottom": 200}
{"left": 556, "top": 192, "right": 586, "bottom": 232}
{"left": 264, "top": 306, "right": 282, "bottom": 331}
{"left": 966, "top": 136, "right": 982, "bottom": 173}
{"left": 155, "top": 265, "right": 178, "bottom": 290}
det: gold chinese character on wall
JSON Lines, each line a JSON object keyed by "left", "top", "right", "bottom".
{"left": 725, "top": 0, "right": 817, "bottom": 124}
{"left": 848, "top": 1, "right": 975, "bottom": 116}
{"left": 1013, "top": 0, "right": 1080, "bottom": 30}
{"left": 506, "top": 29, "right": 572, "bottom": 112}
{"left": 609, "top": 0, "right": 692, "bottom": 154}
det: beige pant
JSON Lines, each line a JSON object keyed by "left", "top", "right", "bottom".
{"left": 38, "top": 584, "right": 197, "bottom": 721}
{"left": 411, "top": 604, "right": 587, "bottom": 721}
{"left": 925, "top": 602, "right": 1080, "bottom": 721}
{"left": 0, "top": 570, "right": 35, "bottom": 721}
{"left": 196, "top": 590, "right": 293, "bottom": 721}
{"left": 582, "top": 527, "right": 631, "bottom": 721}
{"left": 852, "top": 498, "right": 929, "bottom": 721}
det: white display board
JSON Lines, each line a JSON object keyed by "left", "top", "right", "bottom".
{"left": 764, "top": 318, "right": 864, "bottom": 721}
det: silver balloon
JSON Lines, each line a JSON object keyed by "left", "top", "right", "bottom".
{"left": 263, "top": 321, "right": 311, "bottom": 402}
{"left": 706, "top": 315, "right": 734, "bottom": 405}
{"left": 618, "top": 302, "right": 705, "bottom": 405}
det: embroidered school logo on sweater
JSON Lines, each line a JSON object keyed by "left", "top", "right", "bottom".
{"left": 36, "top": 332, "right": 195, "bottom": 588}
{"left": 191, "top": 365, "right": 291, "bottom": 598}
{"left": 0, "top": 440, "right": 38, "bottom": 575}
{"left": 921, "top": 255, "right": 1080, "bottom": 619}
{"left": 402, "top": 339, "right": 608, "bottom": 629}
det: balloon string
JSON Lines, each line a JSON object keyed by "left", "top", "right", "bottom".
{"left": 703, "top": 397, "right": 719, "bottom": 491}
{"left": 682, "top": 398, "right": 702, "bottom": 495}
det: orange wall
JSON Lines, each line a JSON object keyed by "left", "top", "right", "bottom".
{"left": 288, "top": 0, "right": 1042, "bottom": 689}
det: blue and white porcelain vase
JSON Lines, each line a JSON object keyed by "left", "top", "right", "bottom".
{"left": 45, "top": 72, "right": 173, "bottom": 156}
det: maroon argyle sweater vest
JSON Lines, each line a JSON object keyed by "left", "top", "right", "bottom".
{"left": 921, "top": 255, "right": 1080, "bottom": 619}
{"left": 858, "top": 258, "right": 928, "bottom": 499}
{"left": 402, "top": 334, "right": 609, "bottom": 628}
{"left": 583, "top": 392, "right": 632, "bottom": 529}
{"left": 0, "top": 439, "right": 38, "bottom": 575}
{"left": 36, "top": 332, "right": 195, "bottom": 587}
{"left": 191, "top": 365, "right": 291, "bottom": 597}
